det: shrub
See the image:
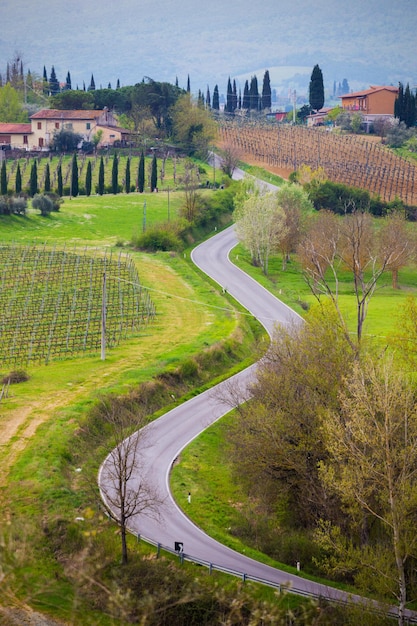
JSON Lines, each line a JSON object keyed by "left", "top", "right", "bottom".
{"left": 32, "top": 193, "right": 53, "bottom": 216}
{"left": 2, "top": 369, "right": 29, "bottom": 384}
{"left": 132, "top": 226, "right": 183, "bottom": 252}
{"left": 45, "top": 191, "right": 63, "bottom": 211}
{"left": 10, "top": 196, "right": 27, "bottom": 215}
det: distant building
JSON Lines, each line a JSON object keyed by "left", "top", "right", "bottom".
{"left": 339, "top": 85, "right": 398, "bottom": 131}
{"left": 0, "top": 108, "right": 131, "bottom": 151}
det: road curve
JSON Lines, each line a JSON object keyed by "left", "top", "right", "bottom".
{"left": 99, "top": 225, "right": 405, "bottom": 615}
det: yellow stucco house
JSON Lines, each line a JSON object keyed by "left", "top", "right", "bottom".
{"left": 0, "top": 108, "right": 131, "bottom": 150}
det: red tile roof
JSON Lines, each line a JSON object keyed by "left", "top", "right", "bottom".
{"left": 340, "top": 86, "right": 398, "bottom": 99}
{"left": 0, "top": 123, "right": 32, "bottom": 134}
{"left": 30, "top": 109, "right": 101, "bottom": 120}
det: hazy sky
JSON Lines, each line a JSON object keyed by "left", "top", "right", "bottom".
{"left": 1, "top": 0, "right": 416, "bottom": 96}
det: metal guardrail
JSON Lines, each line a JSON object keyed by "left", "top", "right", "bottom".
{"left": 133, "top": 530, "right": 417, "bottom": 624}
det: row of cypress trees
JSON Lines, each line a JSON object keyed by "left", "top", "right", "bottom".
{"left": 0, "top": 151, "right": 158, "bottom": 197}
{"left": 395, "top": 82, "right": 417, "bottom": 128}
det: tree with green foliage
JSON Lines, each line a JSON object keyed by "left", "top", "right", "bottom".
{"left": 395, "top": 82, "right": 416, "bottom": 128}
{"left": 49, "top": 66, "right": 60, "bottom": 96}
{"left": 57, "top": 164, "right": 63, "bottom": 196}
{"left": 85, "top": 160, "right": 92, "bottom": 196}
{"left": 309, "top": 64, "right": 325, "bottom": 112}
{"left": 71, "top": 153, "right": 79, "bottom": 197}
{"left": 111, "top": 153, "right": 119, "bottom": 194}
{"left": 29, "top": 160, "right": 38, "bottom": 197}
{"left": 249, "top": 75, "right": 259, "bottom": 110}
{"left": 125, "top": 157, "right": 131, "bottom": 193}
{"left": 32, "top": 193, "right": 53, "bottom": 216}
{"left": 150, "top": 153, "right": 157, "bottom": 192}
{"left": 172, "top": 93, "right": 217, "bottom": 158}
{"left": 50, "top": 90, "right": 94, "bottom": 110}
{"left": 51, "top": 129, "right": 82, "bottom": 152}
{"left": 98, "top": 156, "right": 105, "bottom": 195}
{"left": 242, "top": 80, "right": 250, "bottom": 109}
{"left": 15, "top": 162, "right": 22, "bottom": 194}
{"left": 88, "top": 74, "right": 96, "bottom": 91}
{"left": 0, "top": 160, "right": 7, "bottom": 195}
{"left": 44, "top": 162, "right": 51, "bottom": 192}
{"left": 319, "top": 354, "right": 417, "bottom": 626}
{"left": 261, "top": 70, "right": 271, "bottom": 110}
{"left": 0, "top": 84, "right": 28, "bottom": 122}
{"left": 212, "top": 84, "right": 219, "bottom": 111}
{"left": 64, "top": 71, "right": 72, "bottom": 91}
{"left": 138, "top": 151, "right": 145, "bottom": 192}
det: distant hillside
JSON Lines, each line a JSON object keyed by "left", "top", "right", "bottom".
{"left": 1, "top": 0, "right": 415, "bottom": 97}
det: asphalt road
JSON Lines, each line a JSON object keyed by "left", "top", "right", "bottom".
{"left": 99, "top": 221, "right": 414, "bottom": 620}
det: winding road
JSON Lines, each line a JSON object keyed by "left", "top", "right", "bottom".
{"left": 99, "top": 223, "right": 414, "bottom": 620}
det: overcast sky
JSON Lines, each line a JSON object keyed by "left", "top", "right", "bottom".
{"left": 1, "top": 0, "right": 416, "bottom": 97}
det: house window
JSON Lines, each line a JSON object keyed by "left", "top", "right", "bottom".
{"left": 37, "top": 122, "right": 42, "bottom": 130}
{"left": 55, "top": 122, "right": 59, "bottom": 129}
{"left": 86, "top": 122, "right": 91, "bottom": 130}
{"left": 39, "top": 138, "right": 44, "bottom": 147}
{"left": 64, "top": 123, "right": 73, "bottom": 130}
{"left": 23, "top": 135, "right": 28, "bottom": 144}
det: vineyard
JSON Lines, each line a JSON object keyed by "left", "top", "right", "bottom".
{"left": 0, "top": 245, "right": 155, "bottom": 365}
{"left": 220, "top": 120, "right": 417, "bottom": 206}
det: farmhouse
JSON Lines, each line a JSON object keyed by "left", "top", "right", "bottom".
{"left": 0, "top": 108, "right": 131, "bottom": 151}
{"left": 339, "top": 85, "right": 398, "bottom": 130}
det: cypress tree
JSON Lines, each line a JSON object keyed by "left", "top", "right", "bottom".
{"left": 0, "top": 159, "right": 8, "bottom": 195}
{"left": 15, "top": 162, "right": 22, "bottom": 194}
{"left": 226, "top": 77, "right": 233, "bottom": 113}
{"left": 57, "top": 164, "right": 63, "bottom": 196}
{"left": 125, "top": 157, "right": 131, "bottom": 193}
{"left": 111, "top": 153, "right": 118, "bottom": 194}
{"left": 42, "top": 66, "right": 49, "bottom": 95}
{"left": 88, "top": 74, "right": 95, "bottom": 91}
{"left": 261, "top": 70, "right": 272, "bottom": 110}
{"left": 394, "top": 82, "right": 404, "bottom": 120}
{"left": 212, "top": 85, "right": 219, "bottom": 111}
{"left": 85, "top": 160, "right": 92, "bottom": 196}
{"left": 206, "top": 86, "right": 211, "bottom": 108}
{"left": 187, "top": 75, "right": 190, "bottom": 93}
{"left": 71, "top": 153, "right": 79, "bottom": 197}
{"left": 65, "top": 71, "right": 72, "bottom": 91}
{"left": 150, "top": 153, "right": 157, "bottom": 192}
{"left": 249, "top": 75, "right": 259, "bottom": 110}
{"left": 98, "top": 157, "right": 105, "bottom": 195}
{"left": 232, "top": 79, "right": 238, "bottom": 112}
{"left": 49, "top": 66, "right": 60, "bottom": 95}
{"left": 138, "top": 151, "right": 145, "bottom": 192}
{"left": 309, "top": 64, "right": 325, "bottom": 112}
{"left": 242, "top": 80, "right": 250, "bottom": 109}
{"left": 0, "top": 160, "right": 7, "bottom": 195}
{"left": 44, "top": 162, "right": 51, "bottom": 192}
{"left": 29, "top": 160, "right": 38, "bottom": 196}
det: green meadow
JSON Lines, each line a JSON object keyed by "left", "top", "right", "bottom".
{"left": 1, "top": 164, "right": 416, "bottom": 623}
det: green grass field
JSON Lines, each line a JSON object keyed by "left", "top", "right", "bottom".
{"left": 1, "top": 165, "right": 416, "bottom": 623}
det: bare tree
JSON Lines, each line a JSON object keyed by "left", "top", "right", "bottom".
{"left": 275, "top": 183, "right": 313, "bottom": 270}
{"left": 220, "top": 142, "right": 241, "bottom": 178}
{"left": 298, "top": 208, "right": 414, "bottom": 346}
{"left": 98, "top": 397, "right": 163, "bottom": 564}
{"left": 180, "top": 160, "right": 201, "bottom": 221}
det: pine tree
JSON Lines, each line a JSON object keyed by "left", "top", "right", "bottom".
{"left": 0, "top": 160, "right": 7, "bottom": 195}
{"left": 150, "top": 153, "right": 157, "bottom": 192}
{"left": 49, "top": 66, "right": 60, "bottom": 95}
{"left": 261, "top": 70, "right": 271, "bottom": 110}
{"left": 125, "top": 157, "right": 131, "bottom": 193}
{"left": 212, "top": 85, "right": 219, "bottom": 110}
{"left": 29, "top": 160, "right": 38, "bottom": 196}
{"left": 44, "top": 162, "right": 51, "bottom": 192}
{"left": 57, "top": 164, "right": 63, "bottom": 196}
{"left": 309, "top": 64, "right": 324, "bottom": 112}
{"left": 98, "top": 157, "right": 105, "bottom": 195}
{"left": 138, "top": 151, "right": 145, "bottom": 192}
{"left": 85, "top": 160, "right": 92, "bottom": 196}
{"left": 111, "top": 153, "right": 118, "bottom": 194}
{"left": 71, "top": 154, "right": 79, "bottom": 197}
{"left": 15, "top": 162, "right": 22, "bottom": 194}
